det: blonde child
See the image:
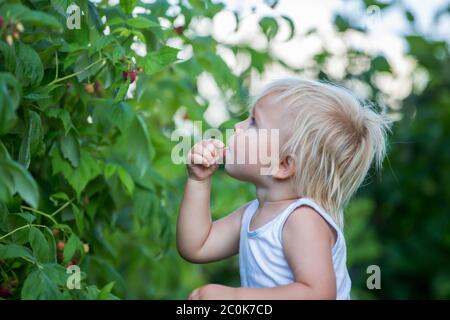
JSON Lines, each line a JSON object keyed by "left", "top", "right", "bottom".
{"left": 177, "top": 78, "right": 391, "bottom": 300}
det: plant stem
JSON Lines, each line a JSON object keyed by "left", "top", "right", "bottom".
{"left": 0, "top": 224, "right": 47, "bottom": 241}
{"left": 21, "top": 206, "right": 58, "bottom": 225}
{"left": 54, "top": 51, "right": 59, "bottom": 81}
{"left": 47, "top": 58, "right": 104, "bottom": 86}
{"left": 51, "top": 198, "right": 74, "bottom": 217}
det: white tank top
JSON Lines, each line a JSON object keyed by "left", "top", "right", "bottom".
{"left": 239, "top": 197, "right": 352, "bottom": 300}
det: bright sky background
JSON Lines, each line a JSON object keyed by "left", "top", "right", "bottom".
{"left": 188, "top": 0, "right": 450, "bottom": 127}
{"left": 122, "top": 0, "right": 449, "bottom": 128}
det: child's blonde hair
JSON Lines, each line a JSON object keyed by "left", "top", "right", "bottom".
{"left": 250, "top": 78, "right": 392, "bottom": 229}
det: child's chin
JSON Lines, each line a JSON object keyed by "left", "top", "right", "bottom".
{"left": 224, "top": 163, "right": 256, "bottom": 182}
{"left": 224, "top": 163, "right": 242, "bottom": 180}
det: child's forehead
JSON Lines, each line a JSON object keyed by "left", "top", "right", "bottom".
{"left": 251, "top": 92, "right": 283, "bottom": 115}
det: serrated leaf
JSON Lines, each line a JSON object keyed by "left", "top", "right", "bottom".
{"left": 72, "top": 204, "right": 85, "bottom": 235}
{"left": 21, "top": 265, "right": 64, "bottom": 299}
{"left": 15, "top": 211, "right": 36, "bottom": 223}
{"left": 0, "top": 243, "right": 34, "bottom": 260}
{"left": 19, "top": 111, "right": 43, "bottom": 169}
{"left": 112, "top": 45, "right": 126, "bottom": 63}
{"left": 110, "top": 102, "right": 134, "bottom": 132}
{"left": 0, "top": 72, "right": 21, "bottom": 135}
{"left": 63, "top": 233, "right": 81, "bottom": 263}
{"left": 28, "top": 227, "right": 51, "bottom": 263}
{"left": 51, "top": 0, "right": 71, "bottom": 16}
{"left": 114, "top": 82, "right": 129, "bottom": 102}
{"left": 126, "top": 16, "right": 159, "bottom": 29}
{"left": 60, "top": 130, "right": 80, "bottom": 167}
{"left": 137, "top": 46, "right": 179, "bottom": 75}
{"left": 120, "top": 0, "right": 137, "bottom": 15}
{"left": 0, "top": 160, "right": 39, "bottom": 208}
{"left": 46, "top": 108, "right": 73, "bottom": 135}
{"left": 117, "top": 167, "right": 134, "bottom": 195}
{"left": 51, "top": 148, "right": 101, "bottom": 198}
{"left": 113, "top": 115, "right": 153, "bottom": 177}
{"left": 0, "top": 4, "right": 62, "bottom": 30}
{"left": 15, "top": 42, "right": 44, "bottom": 87}
{"left": 97, "top": 281, "right": 116, "bottom": 300}
{"left": 0, "top": 41, "right": 16, "bottom": 72}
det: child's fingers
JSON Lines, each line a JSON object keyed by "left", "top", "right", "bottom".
{"left": 206, "top": 139, "right": 226, "bottom": 159}
{"left": 193, "top": 143, "right": 214, "bottom": 163}
{"left": 188, "top": 152, "right": 210, "bottom": 167}
{"left": 211, "top": 139, "right": 225, "bottom": 149}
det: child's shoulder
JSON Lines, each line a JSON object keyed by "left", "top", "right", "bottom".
{"left": 283, "top": 204, "right": 337, "bottom": 249}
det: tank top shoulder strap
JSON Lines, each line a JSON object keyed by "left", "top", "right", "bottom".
{"left": 241, "top": 199, "right": 259, "bottom": 229}
{"left": 276, "top": 197, "right": 343, "bottom": 246}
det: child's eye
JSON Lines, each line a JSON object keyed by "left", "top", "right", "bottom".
{"left": 249, "top": 116, "right": 257, "bottom": 127}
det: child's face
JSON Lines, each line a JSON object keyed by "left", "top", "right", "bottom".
{"left": 225, "top": 93, "right": 290, "bottom": 183}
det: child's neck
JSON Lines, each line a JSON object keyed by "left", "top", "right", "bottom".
{"left": 255, "top": 182, "right": 299, "bottom": 207}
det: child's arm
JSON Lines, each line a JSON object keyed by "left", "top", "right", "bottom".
{"left": 188, "top": 206, "right": 337, "bottom": 299}
{"left": 177, "top": 139, "right": 250, "bottom": 263}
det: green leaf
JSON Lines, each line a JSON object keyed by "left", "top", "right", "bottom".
{"left": 0, "top": 4, "right": 63, "bottom": 30}
{"left": 137, "top": 46, "right": 179, "bottom": 75}
{"left": 0, "top": 141, "right": 11, "bottom": 160}
{"left": 92, "top": 35, "right": 114, "bottom": 53}
{"left": 103, "top": 163, "right": 134, "bottom": 195}
{"left": 371, "top": 55, "right": 391, "bottom": 73}
{"left": 131, "top": 30, "right": 146, "bottom": 43}
{"left": 0, "top": 72, "right": 21, "bottom": 135}
{"left": 63, "top": 233, "right": 81, "bottom": 263}
{"left": 46, "top": 107, "right": 73, "bottom": 135}
{"left": 116, "top": 166, "right": 135, "bottom": 195}
{"left": 49, "top": 191, "right": 70, "bottom": 206}
{"left": 28, "top": 227, "right": 51, "bottom": 263}
{"left": 0, "top": 243, "right": 34, "bottom": 261}
{"left": 23, "top": 93, "right": 51, "bottom": 100}
{"left": 334, "top": 14, "right": 351, "bottom": 32}
{"left": 108, "top": 17, "right": 125, "bottom": 26}
{"left": 113, "top": 115, "right": 153, "bottom": 177}
{"left": 51, "top": 0, "right": 71, "bottom": 16}
{"left": 259, "top": 16, "right": 279, "bottom": 40}
{"left": 19, "top": 111, "right": 43, "bottom": 169}
{"left": 51, "top": 147, "right": 101, "bottom": 198}
{"left": 110, "top": 102, "right": 135, "bottom": 132}
{"left": 111, "top": 27, "right": 131, "bottom": 38}
{"left": 112, "top": 45, "right": 126, "bottom": 63}
{"left": 0, "top": 41, "right": 16, "bottom": 72}
{"left": 15, "top": 211, "right": 36, "bottom": 224}
{"left": 0, "top": 160, "right": 39, "bottom": 208}
{"left": 15, "top": 42, "right": 44, "bottom": 87}
{"left": 21, "top": 266, "right": 64, "bottom": 299}
{"left": 120, "top": 0, "right": 137, "bottom": 15}
{"left": 281, "top": 15, "right": 295, "bottom": 41}
{"left": 133, "top": 189, "right": 155, "bottom": 225}
{"left": 60, "top": 130, "right": 80, "bottom": 167}
{"left": 72, "top": 204, "right": 85, "bottom": 235}
{"left": 73, "top": 53, "right": 103, "bottom": 82}
{"left": 97, "top": 281, "right": 116, "bottom": 300}
{"left": 114, "top": 82, "right": 129, "bottom": 102}
{"left": 126, "top": 16, "right": 159, "bottom": 29}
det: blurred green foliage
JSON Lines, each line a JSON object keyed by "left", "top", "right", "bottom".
{"left": 0, "top": 0, "right": 448, "bottom": 299}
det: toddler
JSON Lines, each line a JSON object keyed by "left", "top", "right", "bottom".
{"left": 177, "top": 78, "right": 391, "bottom": 300}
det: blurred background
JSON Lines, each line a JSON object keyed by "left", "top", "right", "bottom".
{"left": 0, "top": 0, "right": 449, "bottom": 299}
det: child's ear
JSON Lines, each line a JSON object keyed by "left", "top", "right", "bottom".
{"left": 272, "top": 155, "right": 296, "bottom": 180}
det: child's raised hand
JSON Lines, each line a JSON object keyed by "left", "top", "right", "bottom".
{"left": 186, "top": 139, "right": 226, "bottom": 181}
